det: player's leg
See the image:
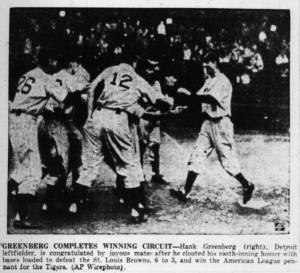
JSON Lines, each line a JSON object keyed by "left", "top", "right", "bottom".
{"left": 102, "top": 111, "right": 148, "bottom": 223}
{"left": 138, "top": 119, "right": 149, "bottom": 170}
{"left": 146, "top": 121, "right": 169, "bottom": 185}
{"left": 38, "top": 117, "right": 67, "bottom": 214}
{"left": 68, "top": 117, "right": 103, "bottom": 214}
{"left": 149, "top": 142, "right": 169, "bottom": 185}
{"left": 113, "top": 175, "right": 126, "bottom": 204}
{"left": 66, "top": 120, "right": 83, "bottom": 184}
{"left": 9, "top": 114, "right": 42, "bottom": 228}
{"left": 41, "top": 153, "right": 67, "bottom": 214}
{"left": 170, "top": 120, "right": 213, "bottom": 202}
{"left": 214, "top": 117, "right": 255, "bottom": 204}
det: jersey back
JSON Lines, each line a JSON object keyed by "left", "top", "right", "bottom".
{"left": 95, "top": 63, "right": 159, "bottom": 111}
{"left": 10, "top": 67, "right": 52, "bottom": 116}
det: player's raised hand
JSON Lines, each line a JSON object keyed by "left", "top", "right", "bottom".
{"left": 177, "top": 87, "right": 192, "bottom": 96}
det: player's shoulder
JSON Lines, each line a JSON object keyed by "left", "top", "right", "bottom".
{"left": 219, "top": 72, "right": 229, "bottom": 81}
{"left": 23, "top": 67, "right": 44, "bottom": 78}
{"left": 153, "top": 80, "right": 162, "bottom": 92}
{"left": 219, "top": 73, "right": 232, "bottom": 86}
{"left": 117, "top": 63, "right": 135, "bottom": 74}
{"left": 22, "top": 67, "right": 51, "bottom": 83}
{"left": 53, "top": 69, "right": 72, "bottom": 80}
{"left": 98, "top": 65, "right": 116, "bottom": 79}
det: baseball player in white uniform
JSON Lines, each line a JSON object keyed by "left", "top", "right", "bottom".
{"left": 170, "top": 53, "right": 255, "bottom": 204}
{"left": 39, "top": 57, "right": 88, "bottom": 215}
{"left": 9, "top": 49, "right": 70, "bottom": 228}
{"left": 138, "top": 58, "right": 170, "bottom": 185}
{"left": 70, "top": 55, "right": 174, "bottom": 223}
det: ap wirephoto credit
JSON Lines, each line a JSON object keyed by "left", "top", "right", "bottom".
{"left": 8, "top": 7, "right": 290, "bottom": 235}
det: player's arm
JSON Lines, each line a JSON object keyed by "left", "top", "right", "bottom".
{"left": 136, "top": 76, "right": 174, "bottom": 111}
{"left": 66, "top": 73, "right": 89, "bottom": 93}
{"left": 195, "top": 78, "right": 229, "bottom": 109}
{"left": 45, "top": 79, "right": 68, "bottom": 103}
{"left": 203, "top": 79, "right": 231, "bottom": 109}
{"left": 141, "top": 106, "right": 187, "bottom": 121}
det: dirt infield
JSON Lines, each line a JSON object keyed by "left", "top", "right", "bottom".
{"left": 7, "top": 124, "right": 289, "bottom": 234}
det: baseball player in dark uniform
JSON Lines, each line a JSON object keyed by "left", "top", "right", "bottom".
{"left": 170, "top": 53, "right": 255, "bottom": 204}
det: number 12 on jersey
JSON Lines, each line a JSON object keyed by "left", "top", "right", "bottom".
{"left": 110, "top": 73, "right": 133, "bottom": 90}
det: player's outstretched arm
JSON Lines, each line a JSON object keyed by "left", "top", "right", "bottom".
{"left": 141, "top": 106, "right": 187, "bottom": 121}
{"left": 177, "top": 87, "right": 192, "bottom": 96}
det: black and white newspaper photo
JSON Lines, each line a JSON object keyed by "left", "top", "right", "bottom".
{"left": 0, "top": 0, "right": 299, "bottom": 272}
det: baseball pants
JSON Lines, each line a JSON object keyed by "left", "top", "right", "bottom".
{"left": 188, "top": 116, "right": 240, "bottom": 176}
{"left": 76, "top": 108, "right": 143, "bottom": 189}
{"left": 9, "top": 113, "right": 42, "bottom": 195}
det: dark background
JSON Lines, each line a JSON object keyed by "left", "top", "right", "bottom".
{"left": 9, "top": 8, "right": 290, "bottom": 133}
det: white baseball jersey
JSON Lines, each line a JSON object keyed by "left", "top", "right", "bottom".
{"left": 197, "top": 72, "right": 232, "bottom": 118}
{"left": 189, "top": 71, "right": 240, "bottom": 177}
{"left": 74, "top": 64, "right": 90, "bottom": 82}
{"left": 53, "top": 69, "right": 88, "bottom": 94}
{"left": 10, "top": 67, "right": 68, "bottom": 116}
{"left": 89, "top": 63, "right": 164, "bottom": 116}
{"left": 46, "top": 69, "right": 88, "bottom": 112}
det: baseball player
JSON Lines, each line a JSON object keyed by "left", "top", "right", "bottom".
{"left": 138, "top": 58, "right": 170, "bottom": 185}
{"left": 70, "top": 54, "right": 174, "bottom": 223}
{"left": 170, "top": 53, "right": 255, "bottom": 204}
{"left": 9, "top": 48, "right": 71, "bottom": 228}
{"left": 39, "top": 53, "right": 89, "bottom": 215}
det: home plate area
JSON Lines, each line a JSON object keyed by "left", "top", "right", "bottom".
{"left": 8, "top": 129, "right": 289, "bottom": 235}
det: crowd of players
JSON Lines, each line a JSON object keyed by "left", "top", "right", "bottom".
{"left": 9, "top": 47, "right": 256, "bottom": 229}
{"left": 8, "top": 9, "right": 288, "bottom": 229}
{"left": 9, "top": 45, "right": 189, "bottom": 228}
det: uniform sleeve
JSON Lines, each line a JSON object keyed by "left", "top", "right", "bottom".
{"left": 196, "top": 77, "right": 212, "bottom": 95}
{"left": 66, "top": 76, "right": 88, "bottom": 93}
{"left": 82, "top": 68, "right": 91, "bottom": 82}
{"left": 45, "top": 79, "right": 68, "bottom": 103}
{"left": 126, "top": 103, "right": 146, "bottom": 118}
{"left": 85, "top": 69, "right": 108, "bottom": 117}
{"left": 135, "top": 75, "right": 164, "bottom": 104}
{"left": 198, "top": 76, "right": 231, "bottom": 107}
{"left": 153, "top": 81, "right": 163, "bottom": 95}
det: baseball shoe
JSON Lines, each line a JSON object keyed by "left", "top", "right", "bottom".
{"left": 151, "top": 174, "right": 169, "bottom": 185}
{"left": 8, "top": 179, "right": 18, "bottom": 198}
{"left": 243, "top": 183, "right": 255, "bottom": 204}
{"left": 41, "top": 202, "right": 56, "bottom": 217}
{"left": 68, "top": 202, "right": 78, "bottom": 214}
{"left": 112, "top": 188, "right": 126, "bottom": 205}
{"left": 131, "top": 213, "right": 148, "bottom": 224}
{"left": 170, "top": 189, "right": 187, "bottom": 203}
{"left": 13, "top": 220, "right": 41, "bottom": 229}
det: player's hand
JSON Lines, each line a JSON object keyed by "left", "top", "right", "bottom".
{"left": 164, "top": 95, "right": 174, "bottom": 106}
{"left": 177, "top": 87, "right": 192, "bottom": 96}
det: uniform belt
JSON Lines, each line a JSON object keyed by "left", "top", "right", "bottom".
{"left": 95, "top": 105, "right": 122, "bottom": 115}
{"left": 10, "top": 109, "right": 29, "bottom": 116}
